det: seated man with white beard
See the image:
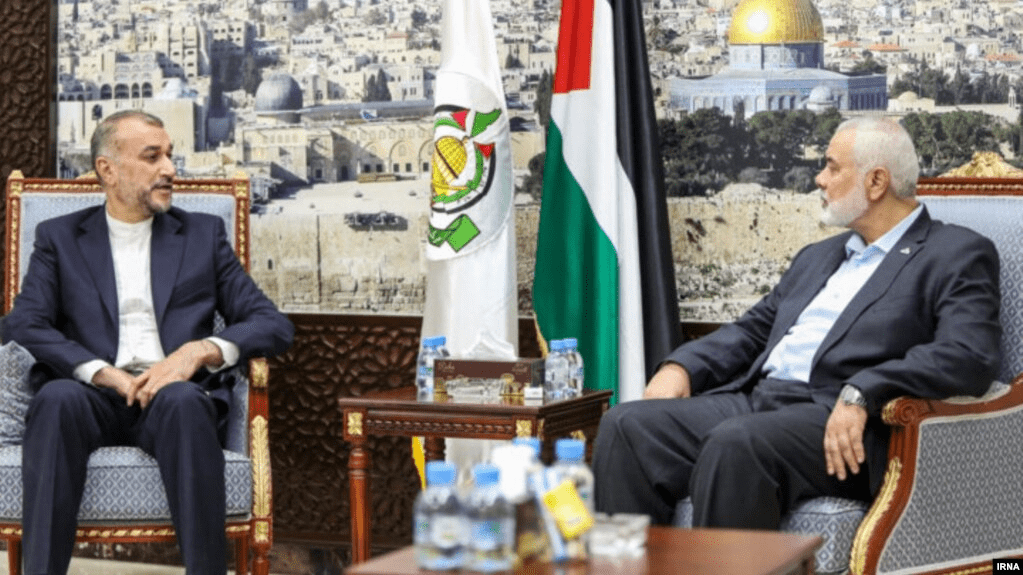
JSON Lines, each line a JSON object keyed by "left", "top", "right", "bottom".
{"left": 592, "top": 117, "right": 1001, "bottom": 528}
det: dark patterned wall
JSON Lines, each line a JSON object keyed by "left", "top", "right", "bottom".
{"left": 268, "top": 314, "right": 422, "bottom": 553}
{"left": 267, "top": 314, "right": 542, "bottom": 559}
{"left": 0, "top": 0, "right": 55, "bottom": 183}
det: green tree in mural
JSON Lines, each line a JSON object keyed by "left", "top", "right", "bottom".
{"left": 659, "top": 108, "right": 746, "bottom": 196}
{"left": 241, "top": 54, "right": 262, "bottom": 96}
{"left": 363, "top": 70, "right": 392, "bottom": 103}
{"left": 534, "top": 69, "right": 553, "bottom": 134}
{"left": 891, "top": 62, "right": 954, "bottom": 104}
{"left": 809, "top": 108, "right": 844, "bottom": 158}
{"left": 847, "top": 51, "right": 886, "bottom": 76}
{"left": 746, "top": 110, "right": 817, "bottom": 185}
{"left": 521, "top": 152, "right": 546, "bottom": 202}
{"left": 902, "top": 110, "right": 1002, "bottom": 175}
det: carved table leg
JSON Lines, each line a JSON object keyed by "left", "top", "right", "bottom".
{"left": 424, "top": 436, "right": 445, "bottom": 462}
{"left": 348, "top": 433, "right": 371, "bottom": 563}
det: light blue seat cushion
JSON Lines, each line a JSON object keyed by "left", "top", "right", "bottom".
{"left": 674, "top": 496, "right": 869, "bottom": 575}
{"left": 0, "top": 445, "right": 252, "bottom": 522}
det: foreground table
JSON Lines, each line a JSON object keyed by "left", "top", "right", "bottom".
{"left": 345, "top": 526, "right": 823, "bottom": 575}
{"left": 338, "top": 387, "right": 613, "bottom": 563}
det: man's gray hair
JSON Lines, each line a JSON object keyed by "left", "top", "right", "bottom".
{"left": 833, "top": 117, "right": 920, "bottom": 199}
{"left": 90, "top": 110, "right": 165, "bottom": 182}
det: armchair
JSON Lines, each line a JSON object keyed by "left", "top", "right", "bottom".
{"left": 0, "top": 171, "right": 274, "bottom": 575}
{"left": 675, "top": 180, "right": 1023, "bottom": 575}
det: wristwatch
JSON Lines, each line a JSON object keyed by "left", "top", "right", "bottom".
{"left": 839, "top": 384, "right": 867, "bottom": 409}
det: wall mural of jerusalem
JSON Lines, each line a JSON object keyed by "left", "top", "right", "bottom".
{"left": 57, "top": 0, "right": 1023, "bottom": 322}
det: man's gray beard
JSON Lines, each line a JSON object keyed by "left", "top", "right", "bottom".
{"left": 819, "top": 189, "right": 867, "bottom": 228}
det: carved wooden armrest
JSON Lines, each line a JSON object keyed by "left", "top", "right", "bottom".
{"left": 850, "top": 377, "right": 1023, "bottom": 575}
{"left": 881, "top": 378, "right": 1019, "bottom": 428}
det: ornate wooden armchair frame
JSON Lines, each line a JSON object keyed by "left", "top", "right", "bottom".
{"left": 847, "top": 176, "right": 1023, "bottom": 575}
{"left": 0, "top": 171, "right": 274, "bottom": 575}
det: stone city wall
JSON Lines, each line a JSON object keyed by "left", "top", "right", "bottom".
{"left": 250, "top": 184, "right": 837, "bottom": 323}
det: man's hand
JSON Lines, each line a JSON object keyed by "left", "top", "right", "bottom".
{"left": 128, "top": 340, "right": 223, "bottom": 409}
{"left": 823, "top": 400, "right": 868, "bottom": 481}
{"left": 643, "top": 363, "right": 692, "bottom": 399}
{"left": 91, "top": 366, "right": 138, "bottom": 399}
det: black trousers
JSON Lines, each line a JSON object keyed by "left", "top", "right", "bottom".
{"left": 592, "top": 379, "right": 872, "bottom": 528}
{"left": 21, "top": 379, "right": 226, "bottom": 575}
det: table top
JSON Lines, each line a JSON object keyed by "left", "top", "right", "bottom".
{"left": 338, "top": 387, "right": 613, "bottom": 417}
{"left": 345, "top": 526, "right": 822, "bottom": 575}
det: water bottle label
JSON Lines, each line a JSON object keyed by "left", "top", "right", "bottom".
{"left": 470, "top": 519, "right": 509, "bottom": 551}
{"left": 542, "top": 480, "right": 594, "bottom": 540}
{"left": 419, "top": 365, "right": 433, "bottom": 377}
{"left": 431, "top": 515, "right": 468, "bottom": 549}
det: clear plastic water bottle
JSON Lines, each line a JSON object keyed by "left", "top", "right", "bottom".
{"left": 563, "top": 337, "right": 584, "bottom": 398}
{"left": 414, "top": 461, "right": 468, "bottom": 570}
{"left": 553, "top": 439, "right": 594, "bottom": 514}
{"left": 466, "top": 463, "right": 516, "bottom": 572}
{"left": 416, "top": 335, "right": 450, "bottom": 401}
{"left": 512, "top": 436, "right": 542, "bottom": 463}
{"left": 544, "top": 339, "right": 569, "bottom": 402}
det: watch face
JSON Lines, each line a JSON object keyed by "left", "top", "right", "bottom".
{"left": 841, "top": 386, "right": 865, "bottom": 407}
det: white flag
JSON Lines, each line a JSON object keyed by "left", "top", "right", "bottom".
{"left": 421, "top": 0, "right": 518, "bottom": 482}
{"left": 423, "top": 0, "right": 517, "bottom": 359}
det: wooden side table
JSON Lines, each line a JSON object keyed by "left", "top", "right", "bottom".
{"left": 338, "top": 388, "right": 612, "bottom": 563}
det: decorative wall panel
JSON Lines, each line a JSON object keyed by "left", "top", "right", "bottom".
{"left": 0, "top": 0, "right": 55, "bottom": 183}
{"left": 267, "top": 314, "right": 423, "bottom": 555}
{"left": 266, "top": 314, "right": 542, "bottom": 560}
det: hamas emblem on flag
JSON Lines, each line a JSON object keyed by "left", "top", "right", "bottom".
{"left": 428, "top": 105, "right": 501, "bottom": 252}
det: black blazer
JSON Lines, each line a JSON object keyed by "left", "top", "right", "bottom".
{"left": 3, "top": 205, "right": 294, "bottom": 411}
{"left": 666, "top": 207, "right": 1001, "bottom": 491}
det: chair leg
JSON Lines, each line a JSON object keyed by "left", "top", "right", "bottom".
{"left": 7, "top": 538, "right": 22, "bottom": 575}
{"left": 234, "top": 536, "right": 250, "bottom": 575}
{"left": 252, "top": 540, "right": 270, "bottom": 575}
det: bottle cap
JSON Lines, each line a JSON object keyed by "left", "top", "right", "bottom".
{"left": 564, "top": 337, "right": 578, "bottom": 349}
{"left": 423, "top": 335, "right": 446, "bottom": 347}
{"left": 550, "top": 339, "right": 563, "bottom": 352}
{"left": 473, "top": 463, "right": 501, "bottom": 487}
{"left": 555, "top": 438, "right": 585, "bottom": 462}
{"left": 425, "top": 460, "right": 457, "bottom": 485}
{"left": 512, "top": 436, "right": 541, "bottom": 458}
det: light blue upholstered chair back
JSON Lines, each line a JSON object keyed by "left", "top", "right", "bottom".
{"left": 920, "top": 194, "right": 1023, "bottom": 381}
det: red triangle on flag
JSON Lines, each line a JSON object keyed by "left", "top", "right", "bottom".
{"left": 477, "top": 143, "right": 494, "bottom": 158}
{"left": 452, "top": 110, "right": 470, "bottom": 130}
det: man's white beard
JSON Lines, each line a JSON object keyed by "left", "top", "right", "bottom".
{"left": 820, "top": 185, "right": 868, "bottom": 228}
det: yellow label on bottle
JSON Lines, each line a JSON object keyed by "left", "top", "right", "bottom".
{"left": 542, "top": 480, "right": 594, "bottom": 540}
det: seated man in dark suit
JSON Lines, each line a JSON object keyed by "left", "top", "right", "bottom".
{"left": 592, "top": 117, "right": 1000, "bottom": 528}
{"left": 3, "top": 110, "right": 294, "bottom": 575}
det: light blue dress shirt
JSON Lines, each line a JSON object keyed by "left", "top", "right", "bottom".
{"left": 762, "top": 205, "right": 924, "bottom": 383}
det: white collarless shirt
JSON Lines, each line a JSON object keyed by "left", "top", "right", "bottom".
{"left": 74, "top": 210, "right": 238, "bottom": 384}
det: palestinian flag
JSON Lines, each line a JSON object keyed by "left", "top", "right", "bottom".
{"left": 533, "top": 0, "right": 680, "bottom": 404}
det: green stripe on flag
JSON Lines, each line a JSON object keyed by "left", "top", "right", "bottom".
{"left": 533, "top": 121, "right": 621, "bottom": 404}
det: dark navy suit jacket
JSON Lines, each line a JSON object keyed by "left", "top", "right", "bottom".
{"left": 666, "top": 207, "right": 1001, "bottom": 492}
{"left": 2, "top": 204, "right": 294, "bottom": 410}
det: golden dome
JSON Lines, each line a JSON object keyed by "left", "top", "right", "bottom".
{"left": 728, "top": 0, "right": 824, "bottom": 45}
